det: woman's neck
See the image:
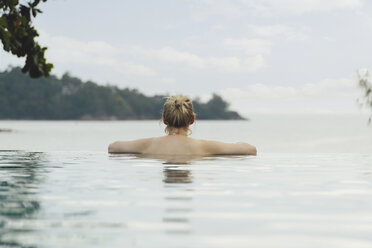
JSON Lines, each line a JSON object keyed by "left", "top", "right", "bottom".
{"left": 167, "top": 127, "right": 189, "bottom": 136}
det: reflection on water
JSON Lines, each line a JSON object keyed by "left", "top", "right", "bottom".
{"left": 123, "top": 153, "right": 204, "bottom": 165}
{"left": 0, "top": 152, "right": 47, "bottom": 248}
{"left": 163, "top": 166, "right": 193, "bottom": 235}
{"left": 110, "top": 152, "right": 247, "bottom": 165}
{"left": 163, "top": 167, "right": 192, "bottom": 184}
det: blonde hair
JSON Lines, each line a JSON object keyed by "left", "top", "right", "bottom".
{"left": 162, "top": 95, "right": 195, "bottom": 134}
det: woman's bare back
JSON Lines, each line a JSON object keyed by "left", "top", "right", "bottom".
{"left": 143, "top": 136, "right": 203, "bottom": 155}
{"left": 108, "top": 135, "right": 256, "bottom": 155}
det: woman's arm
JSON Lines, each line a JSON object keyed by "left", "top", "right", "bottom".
{"left": 108, "top": 138, "right": 153, "bottom": 153}
{"left": 200, "top": 140, "right": 257, "bottom": 155}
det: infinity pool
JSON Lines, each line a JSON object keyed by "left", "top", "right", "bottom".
{"left": 1, "top": 151, "right": 372, "bottom": 248}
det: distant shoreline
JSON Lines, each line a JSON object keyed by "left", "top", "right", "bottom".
{"left": 0, "top": 128, "right": 12, "bottom": 132}
{"left": 0, "top": 118, "right": 249, "bottom": 121}
{"left": 0, "top": 67, "right": 246, "bottom": 121}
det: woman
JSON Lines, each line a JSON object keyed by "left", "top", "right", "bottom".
{"left": 108, "top": 95, "right": 257, "bottom": 155}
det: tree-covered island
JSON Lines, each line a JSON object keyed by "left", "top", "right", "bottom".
{"left": 0, "top": 67, "right": 246, "bottom": 120}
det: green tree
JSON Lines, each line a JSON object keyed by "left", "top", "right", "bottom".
{"left": 0, "top": 0, "right": 52, "bottom": 78}
{"left": 193, "top": 94, "right": 245, "bottom": 120}
{"left": 0, "top": 67, "right": 245, "bottom": 120}
{"left": 358, "top": 71, "right": 372, "bottom": 123}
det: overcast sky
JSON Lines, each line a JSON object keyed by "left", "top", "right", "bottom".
{"left": 1, "top": 0, "right": 372, "bottom": 116}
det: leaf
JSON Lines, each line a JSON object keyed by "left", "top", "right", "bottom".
{"left": 20, "top": 4, "right": 31, "bottom": 21}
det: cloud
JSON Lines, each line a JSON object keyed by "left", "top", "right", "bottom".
{"left": 224, "top": 38, "right": 272, "bottom": 55}
{"left": 38, "top": 32, "right": 157, "bottom": 77}
{"left": 133, "top": 46, "right": 205, "bottom": 68}
{"left": 192, "top": 0, "right": 363, "bottom": 18}
{"left": 218, "top": 76, "right": 363, "bottom": 114}
{"left": 261, "top": 0, "right": 363, "bottom": 15}
{"left": 132, "top": 46, "right": 266, "bottom": 73}
{"left": 190, "top": 0, "right": 245, "bottom": 20}
{"left": 36, "top": 30, "right": 267, "bottom": 77}
{"left": 222, "top": 78, "right": 357, "bottom": 100}
{"left": 208, "top": 55, "right": 265, "bottom": 72}
{"left": 247, "top": 25, "right": 290, "bottom": 37}
{"left": 247, "top": 24, "right": 310, "bottom": 41}
{"left": 158, "top": 77, "right": 177, "bottom": 85}
{"left": 114, "top": 62, "right": 157, "bottom": 77}
{"left": 0, "top": 51, "right": 24, "bottom": 70}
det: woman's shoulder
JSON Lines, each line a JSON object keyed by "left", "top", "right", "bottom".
{"left": 191, "top": 139, "right": 257, "bottom": 155}
{"left": 108, "top": 137, "right": 154, "bottom": 153}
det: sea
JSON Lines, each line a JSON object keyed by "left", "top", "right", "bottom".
{"left": 0, "top": 114, "right": 372, "bottom": 248}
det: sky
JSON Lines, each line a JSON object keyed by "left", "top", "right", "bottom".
{"left": 1, "top": 0, "right": 372, "bottom": 116}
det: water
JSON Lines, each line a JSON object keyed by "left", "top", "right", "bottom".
{"left": 1, "top": 151, "right": 372, "bottom": 248}
{"left": 1, "top": 115, "right": 372, "bottom": 247}
{"left": 0, "top": 114, "right": 372, "bottom": 153}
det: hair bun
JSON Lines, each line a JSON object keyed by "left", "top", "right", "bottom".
{"left": 162, "top": 95, "right": 195, "bottom": 133}
{"left": 175, "top": 99, "right": 181, "bottom": 109}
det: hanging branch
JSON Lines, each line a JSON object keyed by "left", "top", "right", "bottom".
{"left": 0, "top": 0, "right": 53, "bottom": 78}
{"left": 357, "top": 70, "right": 372, "bottom": 124}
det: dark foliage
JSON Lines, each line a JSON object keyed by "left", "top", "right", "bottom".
{"left": 0, "top": 67, "right": 246, "bottom": 120}
{"left": 358, "top": 71, "right": 372, "bottom": 123}
{"left": 193, "top": 94, "right": 243, "bottom": 120}
{"left": 0, "top": 0, "right": 53, "bottom": 78}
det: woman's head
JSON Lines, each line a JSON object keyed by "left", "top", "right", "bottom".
{"left": 162, "top": 95, "right": 195, "bottom": 134}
